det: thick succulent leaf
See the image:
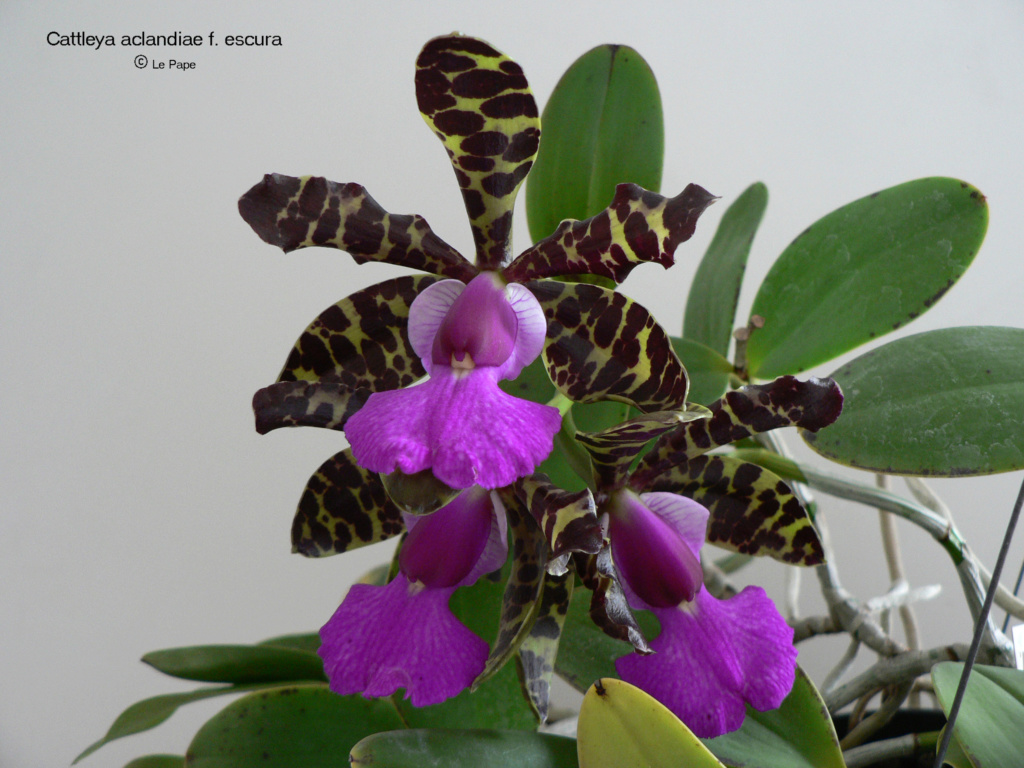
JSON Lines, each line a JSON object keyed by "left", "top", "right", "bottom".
{"left": 633, "top": 376, "right": 843, "bottom": 485}
{"left": 576, "top": 409, "right": 710, "bottom": 490}
{"left": 702, "top": 667, "right": 845, "bottom": 768}
{"left": 142, "top": 644, "right": 325, "bottom": 685}
{"left": 514, "top": 474, "right": 602, "bottom": 560}
{"left": 291, "top": 450, "right": 405, "bottom": 557}
{"left": 395, "top": 559, "right": 537, "bottom": 731}
{"left": 529, "top": 280, "right": 689, "bottom": 412}
{"left": 525, "top": 43, "right": 664, "bottom": 244}
{"left": 415, "top": 34, "right": 540, "bottom": 269}
{"left": 350, "top": 730, "right": 579, "bottom": 768}
{"left": 516, "top": 571, "right": 573, "bottom": 722}
{"left": 239, "top": 174, "right": 477, "bottom": 280}
{"left": 578, "top": 678, "right": 728, "bottom": 768}
{"left": 639, "top": 453, "right": 824, "bottom": 566}
{"left": 574, "top": 547, "right": 651, "bottom": 654}
{"left": 747, "top": 177, "right": 988, "bottom": 378}
{"left": 554, "top": 578, "right": 659, "bottom": 693}
{"left": 932, "top": 662, "right": 1024, "bottom": 768}
{"left": 671, "top": 336, "right": 733, "bottom": 406}
{"left": 506, "top": 183, "right": 716, "bottom": 284}
{"left": 473, "top": 493, "right": 548, "bottom": 689}
{"left": 124, "top": 757, "right": 185, "bottom": 768}
{"left": 184, "top": 684, "right": 404, "bottom": 768}
{"left": 73, "top": 682, "right": 302, "bottom": 764}
{"left": 253, "top": 381, "right": 369, "bottom": 434}
{"left": 803, "top": 326, "right": 1024, "bottom": 476}
{"left": 684, "top": 182, "right": 768, "bottom": 358}
{"left": 276, "top": 275, "right": 438, "bottom": 388}
{"left": 259, "top": 632, "right": 321, "bottom": 654}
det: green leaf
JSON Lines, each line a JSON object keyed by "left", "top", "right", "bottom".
{"left": 123, "top": 757, "right": 185, "bottom": 768}
{"left": 142, "top": 644, "right": 326, "bottom": 685}
{"left": 803, "top": 326, "right": 1024, "bottom": 475}
{"left": 554, "top": 579, "right": 658, "bottom": 693}
{"left": 684, "top": 182, "right": 768, "bottom": 357}
{"left": 932, "top": 662, "right": 1024, "bottom": 768}
{"left": 702, "top": 667, "right": 845, "bottom": 768}
{"left": 258, "top": 632, "right": 321, "bottom": 654}
{"left": 184, "top": 684, "right": 404, "bottom": 768}
{"left": 74, "top": 682, "right": 301, "bottom": 764}
{"left": 671, "top": 336, "right": 733, "bottom": 406}
{"left": 350, "top": 729, "right": 579, "bottom": 768}
{"left": 577, "top": 678, "right": 727, "bottom": 768}
{"left": 526, "top": 44, "right": 663, "bottom": 244}
{"left": 747, "top": 177, "right": 987, "bottom": 378}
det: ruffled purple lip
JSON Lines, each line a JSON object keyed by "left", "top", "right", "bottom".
{"left": 345, "top": 272, "right": 560, "bottom": 490}
{"left": 609, "top": 490, "right": 797, "bottom": 738}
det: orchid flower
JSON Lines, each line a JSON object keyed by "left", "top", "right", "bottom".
{"left": 318, "top": 486, "right": 508, "bottom": 706}
{"left": 608, "top": 488, "right": 796, "bottom": 738}
{"left": 241, "top": 34, "right": 715, "bottom": 511}
{"left": 564, "top": 377, "right": 844, "bottom": 737}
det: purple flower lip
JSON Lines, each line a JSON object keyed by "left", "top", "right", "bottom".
{"left": 609, "top": 490, "right": 705, "bottom": 608}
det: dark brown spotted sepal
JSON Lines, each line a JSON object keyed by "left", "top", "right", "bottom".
{"left": 253, "top": 381, "right": 369, "bottom": 434}
{"left": 632, "top": 376, "right": 844, "bottom": 485}
{"left": 239, "top": 174, "right": 478, "bottom": 281}
{"left": 513, "top": 474, "right": 602, "bottom": 562}
{"left": 637, "top": 453, "right": 824, "bottom": 566}
{"left": 291, "top": 449, "right": 405, "bottom": 557}
{"left": 277, "top": 275, "right": 439, "bottom": 388}
{"left": 473, "top": 490, "right": 547, "bottom": 689}
{"left": 504, "top": 183, "right": 716, "bottom": 284}
{"left": 528, "top": 280, "right": 689, "bottom": 412}
{"left": 573, "top": 547, "right": 651, "bottom": 654}
{"left": 515, "top": 570, "right": 573, "bottom": 722}
{"left": 576, "top": 408, "right": 712, "bottom": 490}
{"left": 416, "top": 35, "right": 540, "bottom": 269}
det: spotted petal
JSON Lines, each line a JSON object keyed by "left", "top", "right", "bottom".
{"left": 576, "top": 409, "right": 710, "bottom": 490}
{"left": 633, "top": 376, "right": 843, "bottom": 484}
{"left": 291, "top": 450, "right": 405, "bottom": 557}
{"left": 276, "top": 275, "right": 441, "bottom": 388}
{"left": 637, "top": 453, "right": 824, "bottom": 566}
{"left": 253, "top": 381, "right": 368, "bottom": 434}
{"left": 513, "top": 474, "right": 602, "bottom": 563}
{"left": 239, "top": 175, "right": 477, "bottom": 280}
{"left": 517, "top": 570, "right": 574, "bottom": 722}
{"left": 574, "top": 546, "right": 651, "bottom": 654}
{"left": 528, "top": 280, "right": 689, "bottom": 412}
{"left": 416, "top": 35, "right": 540, "bottom": 269}
{"left": 504, "top": 183, "right": 715, "bottom": 284}
{"left": 473, "top": 493, "right": 546, "bottom": 688}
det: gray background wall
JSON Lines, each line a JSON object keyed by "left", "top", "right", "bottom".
{"left": 3, "top": 2, "right": 1024, "bottom": 766}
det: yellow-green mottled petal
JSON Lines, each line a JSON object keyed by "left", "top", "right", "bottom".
{"left": 529, "top": 280, "right": 689, "bottom": 412}
{"left": 239, "top": 174, "right": 477, "bottom": 280}
{"left": 638, "top": 453, "right": 824, "bottom": 566}
{"left": 517, "top": 571, "right": 573, "bottom": 722}
{"left": 291, "top": 450, "right": 405, "bottom": 557}
{"left": 416, "top": 35, "right": 540, "bottom": 269}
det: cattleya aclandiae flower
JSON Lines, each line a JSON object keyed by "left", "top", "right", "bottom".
{"left": 318, "top": 486, "right": 507, "bottom": 705}
{"left": 241, "top": 33, "right": 714, "bottom": 507}
{"left": 241, "top": 33, "right": 716, "bottom": 711}
{"left": 608, "top": 489, "right": 796, "bottom": 737}
{"left": 570, "top": 376, "right": 844, "bottom": 736}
